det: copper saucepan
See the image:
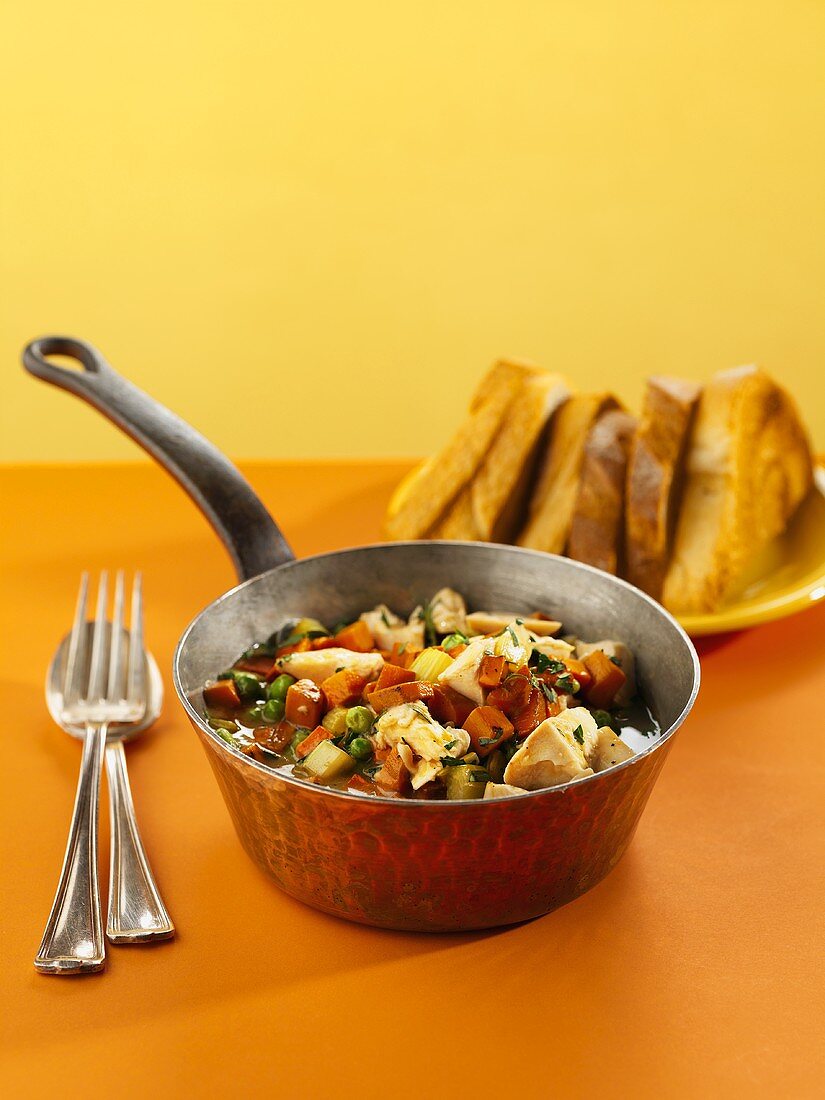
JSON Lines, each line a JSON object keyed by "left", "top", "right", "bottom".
{"left": 23, "top": 336, "right": 701, "bottom": 932}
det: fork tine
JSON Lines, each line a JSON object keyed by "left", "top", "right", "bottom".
{"left": 126, "top": 572, "right": 145, "bottom": 703}
{"left": 63, "top": 572, "right": 90, "bottom": 706}
{"left": 86, "top": 571, "right": 109, "bottom": 703}
{"left": 106, "top": 570, "right": 126, "bottom": 702}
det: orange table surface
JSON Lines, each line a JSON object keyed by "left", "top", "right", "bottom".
{"left": 1, "top": 461, "right": 823, "bottom": 1099}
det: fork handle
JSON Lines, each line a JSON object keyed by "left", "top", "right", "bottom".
{"left": 105, "top": 741, "right": 175, "bottom": 942}
{"left": 35, "top": 723, "right": 107, "bottom": 975}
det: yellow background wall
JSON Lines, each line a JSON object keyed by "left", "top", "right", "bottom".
{"left": 2, "top": 1, "right": 823, "bottom": 462}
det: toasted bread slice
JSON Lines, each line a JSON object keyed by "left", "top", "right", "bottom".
{"left": 624, "top": 376, "right": 702, "bottom": 599}
{"left": 517, "top": 393, "right": 619, "bottom": 554}
{"left": 662, "top": 366, "right": 813, "bottom": 613}
{"left": 566, "top": 408, "right": 637, "bottom": 574}
{"left": 384, "top": 359, "right": 544, "bottom": 540}
{"left": 471, "top": 372, "right": 570, "bottom": 542}
{"left": 428, "top": 486, "right": 480, "bottom": 540}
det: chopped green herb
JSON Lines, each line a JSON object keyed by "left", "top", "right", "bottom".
{"left": 571, "top": 725, "right": 584, "bottom": 746}
{"left": 380, "top": 609, "right": 392, "bottom": 627}
{"left": 507, "top": 625, "right": 519, "bottom": 647}
{"left": 478, "top": 733, "right": 504, "bottom": 746}
{"left": 422, "top": 601, "right": 437, "bottom": 646}
{"left": 554, "top": 674, "right": 580, "bottom": 695}
{"left": 440, "top": 757, "right": 464, "bottom": 767}
{"left": 444, "top": 739, "right": 457, "bottom": 751}
{"left": 442, "top": 632, "right": 469, "bottom": 651}
{"left": 530, "top": 652, "right": 565, "bottom": 675}
{"left": 591, "top": 709, "right": 615, "bottom": 730}
{"left": 609, "top": 655, "right": 622, "bottom": 667}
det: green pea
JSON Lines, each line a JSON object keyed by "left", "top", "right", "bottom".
{"left": 247, "top": 705, "right": 264, "bottom": 722}
{"left": 348, "top": 736, "right": 373, "bottom": 760}
{"left": 346, "top": 706, "right": 375, "bottom": 736}
{"left": 232, "top": 671, "right": 263, "bottom": 703}
{"left": 267, "top": 674, "right": 296, "bottom": 702}
{"left": 262, "top": 698, "right": 285, "bottom": 723}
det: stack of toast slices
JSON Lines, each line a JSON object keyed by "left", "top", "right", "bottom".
{"left": 384, "top": 359, "right": 815, "bottom": 614}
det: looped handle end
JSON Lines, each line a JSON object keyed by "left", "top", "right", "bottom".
{"left": 20, "top": 334, "right": 294, "bottom": 581}
{"left": 23, "top": 335, "right": 111, "bottom": 394}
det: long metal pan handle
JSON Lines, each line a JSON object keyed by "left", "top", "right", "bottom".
{"left": 22, "top": 335, "right": 294, "bottom": 581}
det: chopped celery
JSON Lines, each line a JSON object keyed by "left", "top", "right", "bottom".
{"left": 444, "top": 764, "right": 490, "bottom": 800}
{"left": 322, "top": 706, "right": 349, "bottom": 736}
{"left": 410, "top": 647, "right": 454, "bottom": 683}
{"left": 486, "top": 749, "right": 506, "bottom": 784}
{"left": 294, "top": 617, "right": 329, "bottom": 637}
{"left": 302, "top": 739, "right": 356, "bottom": 781}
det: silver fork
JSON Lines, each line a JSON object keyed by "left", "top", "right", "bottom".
{"left": 35, "top": 572, "right": 148, "bottom": 974}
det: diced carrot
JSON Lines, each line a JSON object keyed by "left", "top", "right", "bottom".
{"left": 582, "top": 650, "right": 626, "bottom": 709}
{"left": 277, "top": 636, "right": 313, "bottom": 658}
{"left": 487, "top": 673, "right": 531, "bottom": 717}
{"left": 321, "top": 668, "right": 369, "bottom": 709}
{"left": 562, "top": 657, "right": 592, "bottom": 692}
{"left": 203, "top": 679, "right": 241, "bottom": 709}
{"left": 512, "top": 688, "right": 547, "bottom": 736}
{"left": 478, "top": 654, "right": 506, "bottom": 688}
{"left": 233, "top": 655, "right": 276, "bottom": 677}
{"left": 463, "top": 705, "right": 514, "bottom": 758}
{"left": 253, "top": 720, "right": 295, "bottom": 753}
{"left": 295, "top": 725, "right": 333, "bottom": 760}
{"left": 311, "top": 636, "right": 340, "bottom": 650}
{"left": 285, "top": 679, "right": 324, "bottom": 728}
{"left": 374, "top": 746, "right": 410, "bottom": 793}
{"left": 376, "top": 663, "right": 417, "bottom": 691}
{"left": 387, "top": 643, "right": 420, "bottom": 670}
{"left": 447, "top": 644, "right": 467, "bottom": 658}
{"left": 427, "top": 685, "right": 457, "bottom": 725}
{"left": 333, "top": 620, "right": 374, "bottom": 652}
{"left": 368, "top": 681, "right": 436, "bottom": 714}
{"left": 348, "top": 773, "right": 377, "bottom": 794}
{"left": 431, "top": 684, "right": 476, "bottom": 727}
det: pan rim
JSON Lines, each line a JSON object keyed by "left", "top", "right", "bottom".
{"left": 173, "top": 541, "right": 701, "bottom": 807}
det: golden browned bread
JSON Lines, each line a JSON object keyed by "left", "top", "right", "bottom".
{"left": 662, "top": 366, "right": 813, "bottom": 613}
{"left": 432, "top": 371, "right": 570, "bottom": 542}
{"left": 383, "top": 358, "right": 544, "bottom": 540}
{"left": 428, "top": 486, "right": 479, "bottom": 540}
{"left": 624, "top": 376, "right": 702, "bottom": 599}
{"left": 517, "top": 393, "right": 619, "bottom": 554}
{"left": 566, "top": 408, "right": 637, "bottom": 574}
{"left": 472, "top": 372, "right": 569, "bottom": 542}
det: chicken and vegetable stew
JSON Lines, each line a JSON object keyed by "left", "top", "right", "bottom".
{"left": 201, "top": 589, "right": 658, "bottom": 799}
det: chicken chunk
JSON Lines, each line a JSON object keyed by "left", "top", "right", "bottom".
{"left": 429, "top": 588, "right": 468, "bottom": 634}
{"left": 374, "top": 703, "right": 470, "bottom": 789}
{"left": 590, "top": 726, "right": 634, "bottom": 772}
{"left": 491, "top": 620, "right": 574, "bottom": 664}
{"left": 503, "top": 707, "right": 599, "bottom": 789}
{"left": 575, "top": 640, "right": 636, "bottom": 704}
{"left": 466, "top": 611, "right": 562, "bottom": 637}
{"left": 437, "top": 636, "right": 491, "bottom": 704}
{"left": 360, "top": 604, "right": 425, "bottom": 651}
{"left": 274, "top": 648, "right": 384, "bottom": 686}
{"left": 484, "top": 782, "right": 528, "bottom": 799}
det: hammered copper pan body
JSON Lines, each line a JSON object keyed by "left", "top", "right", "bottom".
{"left": 23, "top": 337, "right": 700, "bottom": 931}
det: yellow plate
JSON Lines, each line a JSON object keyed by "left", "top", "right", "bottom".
{"left": 387, "top": 466, "right": 825, "bottom": 637}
